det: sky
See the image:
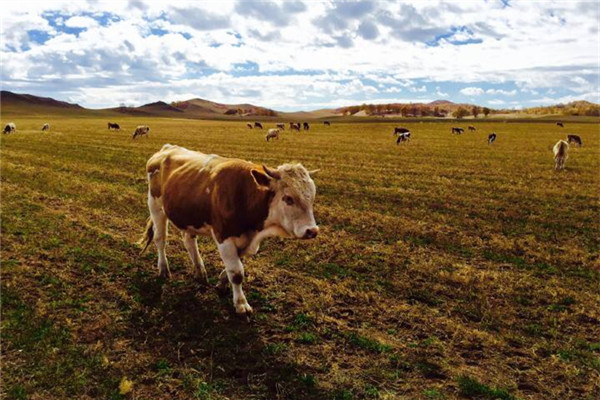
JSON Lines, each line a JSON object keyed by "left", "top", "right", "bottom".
{"left": 0, "top": 0, "right": 598, "bottom": 111}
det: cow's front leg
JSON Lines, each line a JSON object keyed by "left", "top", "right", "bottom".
{"left": 217, "top": 239, "right": 252, "bottom": 314}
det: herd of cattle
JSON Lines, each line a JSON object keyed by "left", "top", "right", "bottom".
{"left": 0, "top": 117, "right": 589, "bottom": 313}
{"left": 1, "top": 120, "right": 585, "bottom": 170}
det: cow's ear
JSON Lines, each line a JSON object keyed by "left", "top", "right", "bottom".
{"left": 251, "top": 169, "right": 271, "bottom": 188}
{"left": 308, "top": 169, "right": 320, "bottom": 177}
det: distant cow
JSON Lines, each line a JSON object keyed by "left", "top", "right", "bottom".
{"left": 468, "top": 125, "right": 476, "bottom": 132}
{"left": 254, "top": 122, "right": 263, "bottom": 129}
{"left": 553, "top": 140, "right": 569, "bottom": 170}
{"left": 133, "top": 125, "right": 150, "bottom": 139}
{"left": 567, "top": 134, "right": 582, "bottom": 147}
{"left": 394, "top": 127, "right": 410, "bottom": 136}
{"left": 556, "top": 122, "right": 564, "bottom": 128}
{"left": 42, "top": 123, "right": 50, "bottom": 131}
{"left": 396, "top": 132, "right": 411, "bottom": 144}
{"left": 247, "top": 123, "right": 253, "bottom": 129}
{"left": 3, "top": 122, "right": 16, "bottom": 134}
{"left": 290, "top": 123, "right": 301, "bottom": 131}
{"left": 139, "top": 144, "right": 319, "bottom": 314}
{"left": 303, "top": 122, "right": 310, "bottom": 130}
{"left": 276, "top": 123, "right": 285, "bottom": 130}
{"left": 452, "top": 127, "right": 464, "bottom": 134}
{"left": 108, "top": 122, "right": 120, "bottom": 130}
{"left": 266, "top": 129, "right": 280, "bottom": 141}
{"left": 488, "top": 132, "right": 497, "bottom": 145}
{"left": 324, "top": 121, "right": 331, "bottom": 126}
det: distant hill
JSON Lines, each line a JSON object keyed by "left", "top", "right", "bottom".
{"left": 1, "top": 90, "right": 598, "bottom": 120}
{"left": 0, "top": 90, "right": 91, "bottom": 116}
{"left": 171, "top": 98, "right": 278, "bottom": 117}
{"left": 1, "top": 91, "right": 82, "bottom": 109}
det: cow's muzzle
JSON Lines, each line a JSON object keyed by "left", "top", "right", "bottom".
{"left": 303, "top": 227, "right": 319, "bottom": 239}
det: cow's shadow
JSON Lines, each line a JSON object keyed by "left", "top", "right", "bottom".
{"left": 127, "top": 271, "right": 331, "bottom": 399}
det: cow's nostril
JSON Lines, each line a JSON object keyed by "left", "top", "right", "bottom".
{"left": 304, "top": 227, "right": 319, "bottom": 239}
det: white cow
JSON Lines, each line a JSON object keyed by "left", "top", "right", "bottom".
{"left": 266, "top": 128, "right": 280, "bottom": 141}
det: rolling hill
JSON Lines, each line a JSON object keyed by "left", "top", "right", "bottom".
{"left": 1, "top": 90, "right": 598, "bottom": 121}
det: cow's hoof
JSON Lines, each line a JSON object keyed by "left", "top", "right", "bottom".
{"left": 195, "top": 270, "right": 209, "bottom": 285}
{"left": 158, "top": 270, "right": 171, "bottom": 280}
{"left": 235, "top": 302, "right": 253, "bottom": 315}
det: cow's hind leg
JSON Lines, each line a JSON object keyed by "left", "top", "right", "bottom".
{"left": 182, "top": 232, "right": 208, "bottom": 283}
{"left": 148, "top": 193, "right": 170, "bottom": 278}
{"left": 217, "top": 239, "right": 252, "bottom": 314}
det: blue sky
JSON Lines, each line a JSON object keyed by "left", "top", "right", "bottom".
{"left": 1, "top": 0, "right": 598, "bottom": 110}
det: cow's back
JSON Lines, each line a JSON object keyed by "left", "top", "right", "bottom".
{"left": 146, "top": 145, "right": 272, "bottom": 240}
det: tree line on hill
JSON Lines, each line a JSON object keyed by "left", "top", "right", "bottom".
{"left": 336, "top": 103, "right": 493, "bottom": 118}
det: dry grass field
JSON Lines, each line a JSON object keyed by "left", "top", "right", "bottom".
{"left": 1, "top": 116, "right": 599, "bottom": 400}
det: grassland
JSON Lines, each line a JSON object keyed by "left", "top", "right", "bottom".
{"left": 1, "top": 115, "right": 599, "bottom": 400}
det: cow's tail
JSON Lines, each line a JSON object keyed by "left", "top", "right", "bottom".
{"left": 138, "top": 217, "right": 154, "bottom": 255}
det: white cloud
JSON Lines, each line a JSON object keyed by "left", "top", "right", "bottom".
{"left": 64, "top": 16, "right": 99, "bottom": 29}
{"left": 460, "top": 87, "right": 484, "bottom": 96}
{"left": 435, "top": 87, "right": 449, "bottom": 97}
{"left": 486, "top": 88, "right": 516, "bottom": 96}
{"left": 0, "top": 1, "right": 598, "bottom": 108}
{"left": 488, "top": 99, "right": 506, "bottom": 105}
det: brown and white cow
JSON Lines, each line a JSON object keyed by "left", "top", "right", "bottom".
{"left": 266, "top": 128, "right": 280, "bottom": 141}
{"left": 553, "top": 140, "right": 569, "bottom": 170}
{"left": 42, "top": 123, "right": 50, "bottom": 131}
{"left": 276, "top": 123, "right": 285, "bottom": 130}
{"left": 133, "top": 125, "right": 150, "bottom": 139}
{"left": 139, "top": 144, "right": 319, "bottom": 314}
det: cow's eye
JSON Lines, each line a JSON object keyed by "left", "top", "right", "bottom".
{"left": 283, "top": 195, "right": 294, "bottom": 206}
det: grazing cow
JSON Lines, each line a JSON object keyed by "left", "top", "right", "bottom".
{"left": 468, "top": 125, "right": 476, "bottom": 132}
{"left": 488, "top": 132, "right": 497, "bottom": 145}
{"left": 3, "top": 122, "right": 16, "bottom": 134}
{"left": 290, "top": 123, "right": 301, "bottom": 131}
{"left": 394, "top": 127, "right": 410, "bottom": 136}
{"left": 553, "top": 140, "right": 569, "bottom": 170}
{"left": 108, "top": 122, "right": 120, "bottom": 130}
{"left": 133, "top": 125, "right": 150, "bottom": 139}
{"left": 266, "top": 129, "right": 280, "bottom": 141}
{"left": 276, "top": 123, "right": 285, "bottom": 130}
{"left": 139, "top": 144, "right": 319, "bottom": 314}
{"left": 396, "top": 132, "right": 411, "bottom": 144}
{"left": 254, "top": 122, "right": 263, "bottom": 129}
{"left": 451, "top": 127, "right": 464, "bottom": 134}
{"left": 247, "top": 123, "right": 253, "bottom": 129}
{"left": 324, "top": 121, "right": 331, "bottom": 126}
{"left": 567, "top": 134, "right": 582, "bottom": 147}
{"left": 557, "top": 122, "right": 564, "bottom": 127}
{"left": 303, "top": 122, "right": 310, "bottom": 130}
{"left": 42, "top": 123, "right": 50, "bottom": 131}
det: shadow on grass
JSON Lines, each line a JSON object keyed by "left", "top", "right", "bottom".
{"left": 126, "top": 271, "right": 333, "bottom": 399}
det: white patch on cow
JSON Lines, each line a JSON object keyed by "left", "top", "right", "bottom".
{"left": 216, "top": 237, "right": 252, "bottom": 314}
{"left": 148, "top": 190, "right": 170, "bottom": 278}
{"left": 205, "top": 188, "right": 210, "bottom": 194}
{"left": 240, "top": 225, "right": 290, "bottom": 256}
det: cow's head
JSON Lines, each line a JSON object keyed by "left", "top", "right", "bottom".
{"left": 254, "top": 163, "right": 319, "bottom": 239}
